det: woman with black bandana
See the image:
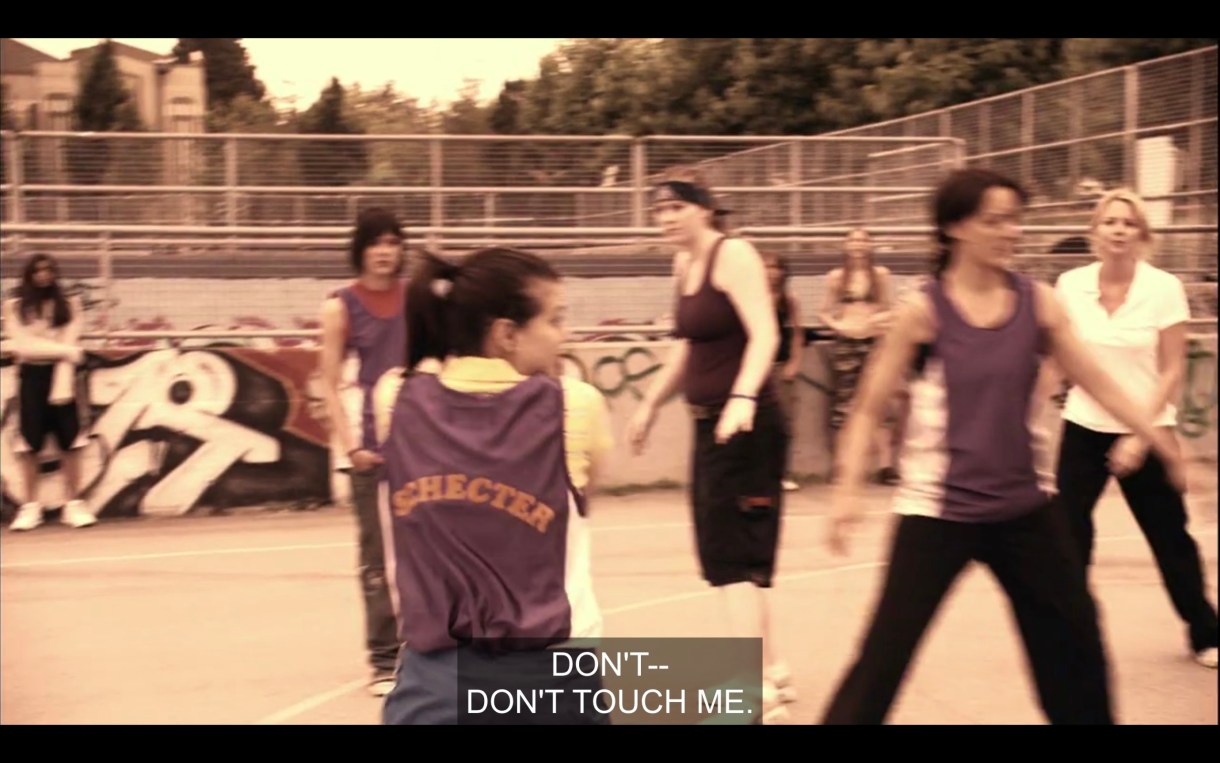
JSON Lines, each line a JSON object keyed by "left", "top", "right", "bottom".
{"left": 627, "top": 166, "right": 795, "bottom": 723}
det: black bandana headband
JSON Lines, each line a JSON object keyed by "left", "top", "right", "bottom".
{"left": 652, "top": 180, "right": 717, "bottom": 210}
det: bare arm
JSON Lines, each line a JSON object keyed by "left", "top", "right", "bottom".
{"left": 834, "top": 293, "right": 930, "bottom": 490}
{"left": 639, "top": 252, "right": 691, "bottom": 410}
{"left": 826, "top": 292, "right": 931, "bottom": 554}
{"left": 641, "top": 343, "right": 689, "bottom": 409}
{"left": 319, "top": 297, "right": 358, "bottom": 457}
{"left": 1138, "top": 276, "right": 1191, "bottom": 434}
{"left": 818, "top": 269, "right": 845, "bottom": 332}
{"left": 1036, "top": 282, "right": 1182, "bottom": 466}
{"left": 714, "top": 238, "right": 780, "bottom": 400}
{"left": 876, "top": 267, "right": 895, "bottom": 311}
{"left": 1143, "top": 322, "right": 1188, "bottom": 427}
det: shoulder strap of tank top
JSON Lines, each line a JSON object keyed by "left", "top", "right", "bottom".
{"left": 1011, "top": 271, "right": 1036, "bottom": 325}
{"left": 334, "top": 283, "right": 358, "bottom": 311}
{"left": 923, "top": 276, "right": 956, "bottom": 331}
{"left": 700, "top": 235, "right": 730, "bottom": 294}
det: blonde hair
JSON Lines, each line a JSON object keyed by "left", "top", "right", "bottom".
{"left": 1090, "top": 188, "right": 1155, "bottom": 261}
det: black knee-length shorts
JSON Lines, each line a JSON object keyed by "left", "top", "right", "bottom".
{"left": 689, "top": 401, "right": 787, "bottom": 588}
{"left": 17, "top": 364, "right": 81, "bottom": 453}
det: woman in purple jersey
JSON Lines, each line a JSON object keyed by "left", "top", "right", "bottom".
{"left": 318, "top": 208, "right": 407, "bottom": 696}
{"left": 820, "top": 168, "right": 1187, "bottom": 725}
{"left": 377, "top": 248, "right": 609, "bottom": 726}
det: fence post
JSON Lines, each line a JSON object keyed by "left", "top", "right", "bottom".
{"left": 430, "top": 138, "right": 443, "bottom": 253}
{"left": 99, "top": 233, "right": 113, "bottom": 348}
{"left": 225, "top": 136, "right": 238, "bottom": 228}
{"left": 1020, "top": 91, "right": 1034, "bottom": 190}
{"left": 631, "top": 139, "right": 646, "bottom": 228}
{"left": 6, "top": 132, "right": 24, "bottom": 225}
{"left": 789, "top": 141, "right": 802, "bottom": 228}
{"left": 1124, "top": 66, "right": 1139, "bottom": 190}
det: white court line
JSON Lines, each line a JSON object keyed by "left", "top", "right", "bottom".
{"left": 0, "top": 542, "right": 353, "bottom": 570}
{"left": 252, "top": 558, "right": 891, "bottom": 725}
{"left": 254, "top": 679, "right": 368, "bottom": 725}
{"left": 590, "top": 512, "right": 884, "bottom": 534}
{"left": 0, "top": 513, "right": 867, "bottom": 570}
{"left": 601, "top": 560, "right": 888, "bottom": 616}
{"left": 252, "top": 525, "right": 1218, "bottom": 725}
{"left": 604, "top": 527, "right": 1218, "bottom": 616}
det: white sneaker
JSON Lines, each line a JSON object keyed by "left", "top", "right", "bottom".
{"left": 368, "top": 672, "right": 396, "bottom": 697}
{"left": 10, "top": 502, "right": 44, "bottom": 531}
{"left": 781, "top": 480, "right": 799, "bottom": 492}
{"left": 1195, "top": 647, "right": 1218, "bottom": 669}
{"left": 765, "top": 660, "right": 798, "bottom": 703}
{"left": 61, "top": 500, "right": 97, "bottom": 529}
{"left": 761, "top": 680, "right": 791, "bottom": 724}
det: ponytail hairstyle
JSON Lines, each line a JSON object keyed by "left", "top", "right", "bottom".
{"left": 405, "top": 247, "right": 561, "bottom": 370}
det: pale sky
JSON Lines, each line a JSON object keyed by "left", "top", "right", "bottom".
{"left": 15, "top": 38, "right": 567, "bottom": 108}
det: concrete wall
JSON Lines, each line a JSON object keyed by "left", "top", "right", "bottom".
{"left": 2, "top": 336, "right": 1213, "bottom": 522}
{"left": 562, "top": 336, "right": 1219, "bottom": 489}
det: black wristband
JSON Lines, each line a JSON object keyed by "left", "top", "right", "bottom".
{"left": 729, "top": 393, "right": 756, "bottom": 401}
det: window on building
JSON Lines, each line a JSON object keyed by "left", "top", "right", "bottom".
{"left": 45, "top": 94, "right": 72, "bottom": 131}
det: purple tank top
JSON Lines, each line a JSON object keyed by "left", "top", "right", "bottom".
{"left": 381, "top": 372, "right": 583, "bottom": 653}
{"left": 673, "top": 237, "right": 776, "bottom": 408}
{"left": 336, "top": 283, "right": 406, "bottom": 451}
{"left": 898, "top": 272, "right": 1050, "bottom": 522}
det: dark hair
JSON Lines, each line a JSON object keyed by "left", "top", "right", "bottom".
{"left": 15, "top": 253, "right": 71, "bottom": 327}
{"left": 1050, "top": 235, "right": 1091, "bottom": 255}
{"left": 838, "top": 227, "right": 878, "bottom": 304}
{"left": 932, "top": 169, "right": 1028, "bottom": 277}
{"left": 406, "top": 247, "right": 561, "bottom": 370}
{"left": 763, "top": 250, "right": 791, "bottom": 299}
{"left": 349, "top": 207, "right": 405, "bottom": 274}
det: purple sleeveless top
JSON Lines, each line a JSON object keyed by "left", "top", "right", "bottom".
{"left": 381, "top": 372, "right": 585, "bottom": 653}
{"left": 673, "top": 237, "right": 776, "bottom": 408}
{"left": 336, "top": 283, "right": 406, "bottom": 451}
{"left": 894, "top": 272, "right": 1051, "bottom": 523}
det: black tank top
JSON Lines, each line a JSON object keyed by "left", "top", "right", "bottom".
{"left": 775, "top": 296, "right": 793, "bottom": 364}
{"left": 673, "top": 238, "right": 776, "bottom": 408}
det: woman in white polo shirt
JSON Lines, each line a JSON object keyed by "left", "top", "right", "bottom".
{"left": 1054, "top": 188, "right": 1218, "bottom": 669}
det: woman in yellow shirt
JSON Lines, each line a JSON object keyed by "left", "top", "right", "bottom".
{"left": 371, "top": 247, "right": 612, "bottom": 725}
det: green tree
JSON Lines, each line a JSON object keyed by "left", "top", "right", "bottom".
{"left": 174, "top": 38, "right": 266, "bottom": 111}
{"left": 297, "top": 77, "right": 369, "bottom": 184}
{"left": 296, "top": 78, "right": 369, "bottom": 221}
{"left": 344, "top": 82, "right": 431, "bottom": 185}
{"left": 1060, "top": 38, "right": 1216, "bottom": 76}
{"left": 66, "top": 39, "right": 145, "bottom": 222}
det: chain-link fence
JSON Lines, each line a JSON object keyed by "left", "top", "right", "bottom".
{"left": 1, "top": 47, "right": 1215, "bottom": 335}
{"left": 825, "top": 46, "right": 1217, "bottom": 280}
{"left": 0, "top": 133, "right": 960, "bottom": 232}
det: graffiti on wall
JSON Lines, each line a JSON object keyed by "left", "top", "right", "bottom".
{"left": 1179, "top": 338, "right": 1217, "bottom": 440}
{"left": 561, "top": 347, "right": 662, "bottom": 401}
{"left": 560, "top": 342, "right": 836, "bottom": 402}
{"left": 0, "top": 348, "right": 333, "bottom": 520}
